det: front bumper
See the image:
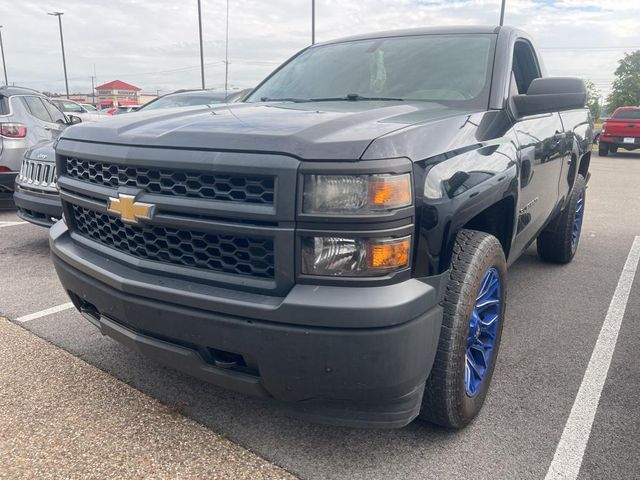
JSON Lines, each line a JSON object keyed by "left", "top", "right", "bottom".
{"left": 50, "top": 221, "right": 444, "bottom": 428}
{"left": 0, "top": 171, "right": 17, "bottom": 210}
{"left": 14, "top": 185, "right": 63, "bottom": 227}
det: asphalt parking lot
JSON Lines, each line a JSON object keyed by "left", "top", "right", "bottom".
{"left": 1, "top": 151, "right": 639, "bottom": 480}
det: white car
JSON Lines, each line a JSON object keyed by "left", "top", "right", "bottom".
{"left": 50, "top": 98, "right": 109, "bottom": 122}
{"left": 80, "top": 103, "right": 100, "bottom": 112}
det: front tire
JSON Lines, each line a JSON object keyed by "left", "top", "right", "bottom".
{"left": 419, "top": 229, "right": 507, "bottom": 429}
{"left": 537, "top": 174, "right": 586, "bottom": 263}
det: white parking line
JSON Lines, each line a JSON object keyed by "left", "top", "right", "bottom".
{"left": 15, "top": 302, "right": 75, "bottom": 323}
{"left": 0, "top": 221, "right": 28, "bottom": 228}
{"left": 545, "top": 236, "right": 640, "bottom": 480}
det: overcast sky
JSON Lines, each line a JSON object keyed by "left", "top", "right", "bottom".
{"left": 3, "top": 0, "right": 639, "bottom": 99}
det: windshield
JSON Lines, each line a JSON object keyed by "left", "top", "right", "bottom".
{"left": 247, "top": 34, "right": 496, "bottom": 108}
{"left": 613, "top": 109, "right": 640, "bottom": 120}
{"left": 141, "top": 94, "right": 226, "bottom": 111}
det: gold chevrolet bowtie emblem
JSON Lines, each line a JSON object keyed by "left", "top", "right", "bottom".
{"left": 107, "top": 193, "right": 155, "bottom": 224}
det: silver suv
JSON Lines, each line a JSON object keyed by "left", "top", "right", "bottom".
{"left": 0, "top": 86, "right": 79, "bottom": 208}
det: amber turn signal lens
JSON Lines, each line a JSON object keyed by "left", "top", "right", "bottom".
{"left": 369, "top": 237, "right": 411, "bottom": 270}
{"left": 369, "top": 174, "right": 412, "bottom": 208}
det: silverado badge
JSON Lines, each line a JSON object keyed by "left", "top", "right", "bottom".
{"left": 107, "top": 193, "right": 155, "bottom": 224}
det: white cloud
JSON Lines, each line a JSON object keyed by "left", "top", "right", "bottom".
{"left": 2, "top": 0, "right": 639, "bottom": 99}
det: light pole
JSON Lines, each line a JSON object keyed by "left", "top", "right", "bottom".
{"left": 224, "top": 0, "right": 229, "bottom": 94}
{"left": 0, "top": 26, "right": 8, "bottom": 86}
{"left": 499, "top": 0, "right": 506, "bottom": 26}
{"left": 48, "top": 12, "right": 69, "bottom": 98}
{"left": 197, "top": 0, "right": 205, "bottom": 89}
{"left": 311, "top": 0, "right": 315, "bottom": 45}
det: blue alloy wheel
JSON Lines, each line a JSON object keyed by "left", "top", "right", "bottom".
{"left": 465, "top": 267, "right": 501, "bottom": 397}
{"left": 572, "top": 191, "right": 585, "bottom": 247}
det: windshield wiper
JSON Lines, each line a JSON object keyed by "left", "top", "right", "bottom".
{"left": 260, "top": 97, "right": 309, "bottom": 103}
{"left": 260, "top": 94, "right": 405, "bottom": 103}
{"left": 308, "top": 94, "right": 405, "bottom": 102}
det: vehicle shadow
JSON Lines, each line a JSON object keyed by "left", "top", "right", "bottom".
{"left": 1, "top": 232, "right": 49, "bottom": 258}
{"left": 597, "top": 150, "right": 640, "bottom": 160}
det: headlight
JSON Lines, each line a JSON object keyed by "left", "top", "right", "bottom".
{"left": 303, "top": 173, "right": 412, "bottom": 215}
{"left": 302, "top": 235, "right": 411, "bottom": 276}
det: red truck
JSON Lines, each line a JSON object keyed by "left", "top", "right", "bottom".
{"left": 599, "top": 106, "right": 640, "bottom": 156}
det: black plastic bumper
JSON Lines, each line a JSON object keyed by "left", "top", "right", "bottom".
{"left": 600, "top": 137, "right": 640, "bottom": 149}
{"left": 14, "top": 186, "right": 63, "bottom": 227}
{"left": 50, "top": 221, "right": 444, "bottom": 428}
{"left": 0, "top": 172, "right": 17, "bottom": 210}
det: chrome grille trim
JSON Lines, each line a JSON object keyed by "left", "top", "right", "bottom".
{"left": 18, "top": 159, "right": 57, "bottom": 192}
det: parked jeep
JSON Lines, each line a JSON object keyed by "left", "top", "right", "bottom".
{"left": 50, "top": 26, "right": 591, "bottom": 429}
{"left": 14, "top": 141, "right": 62, "bottom": 227}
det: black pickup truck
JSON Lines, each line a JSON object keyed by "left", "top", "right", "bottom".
{"left": 50, "top": 26, "right": 592, "bottom": 429}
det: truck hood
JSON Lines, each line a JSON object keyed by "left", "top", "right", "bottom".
{"left": 61, "top": 101, "right": 475, "bottom": 160}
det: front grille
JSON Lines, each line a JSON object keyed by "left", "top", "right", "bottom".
{"left": 71, "top": 205, "right": 275, "bottom": 279}
{"left": 18, "top": 159, "right": 57, "bottom": 191}
{"left": 65, "top": 157, "right": 275, "bottom": 204}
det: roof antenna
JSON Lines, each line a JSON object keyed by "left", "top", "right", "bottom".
{"left": 500, "top": 0, "right": 506, "bottom": 26}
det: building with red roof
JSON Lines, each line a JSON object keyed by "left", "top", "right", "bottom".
{"left": 95, "top": 80, "right": 142, "bottom": 109}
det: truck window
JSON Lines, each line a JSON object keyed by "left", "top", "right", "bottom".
{"left": 23, "top": 96, "right": 54, "bottom": 123}
{"left": 612, "top": 109, "right": 640, "bottom": 120}
{"left": 512, "top": 41, "right": 541, "bottom": 94}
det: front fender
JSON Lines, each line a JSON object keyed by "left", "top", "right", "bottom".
{"left": 413, "top": 140, "right": 519, "bottom": 276}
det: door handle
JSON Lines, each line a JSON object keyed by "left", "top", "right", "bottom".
{"left": 44, "top": 126, "right": 52, "bottom": 131}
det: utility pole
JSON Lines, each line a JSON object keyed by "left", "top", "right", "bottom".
{"left": 48, "top": 12, "right": 69, "bottom": 98}
{"left": 197, "top": 0, "right": 205, "bottom": 89}
{"left": 224, "top": 0, "right": 230, "bottom": 95}
{"left": 499, "top": 0, "right": 506, "bottom": 26}
{"left": 0, "top": 26, "right": 7, "bottom": 86}
{"left": 89, "top": 75, "right": 95, "bottom": 105}
{"left": 311, "top": 0, "right": 315, "bottom": 45}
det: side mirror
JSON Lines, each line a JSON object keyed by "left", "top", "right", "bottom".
{"left": 513, "top": 77, "right": 586, "bottom": 117}
{"left": 67, "top": 115, "right": 82, "bottom": 125}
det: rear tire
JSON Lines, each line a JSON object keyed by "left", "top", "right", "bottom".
{"left": 537, "top": 174, "right": 586, "bottom": 263}
{"left": 419, "top": 229, "right": 507, "bottom": 429}
{"left": 598, "top": 143, "right": 609, "bottom": 156}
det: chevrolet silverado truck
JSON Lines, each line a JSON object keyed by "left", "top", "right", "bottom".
{"left": 50, "top": 26, "right": 592, "bottom": 429}
{"left": 599, "top": 106, "right": 640, "bottom": 156}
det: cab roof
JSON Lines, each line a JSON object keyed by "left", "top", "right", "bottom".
{"left": 317, "top": 25, "right": 505, "bottom": 46}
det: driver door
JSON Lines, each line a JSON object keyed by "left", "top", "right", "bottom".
{"left": 510, "top": 40, "right": 566, "bottom": 254}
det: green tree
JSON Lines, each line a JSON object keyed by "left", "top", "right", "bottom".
{"left": 586, "top": 81, "right": 601, "bottom": 121}
{"left": 607, "top": 50, "right": 640, "bottom": 111}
